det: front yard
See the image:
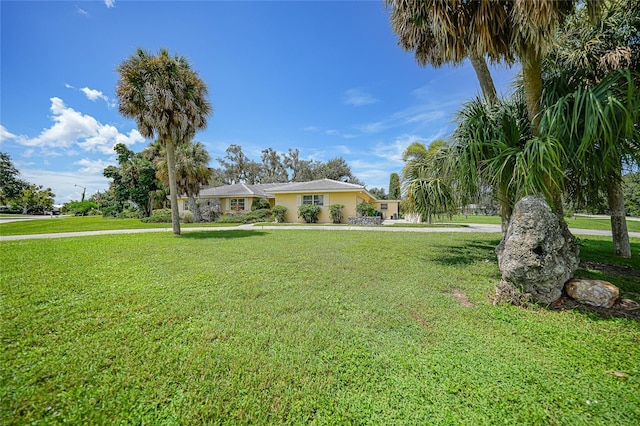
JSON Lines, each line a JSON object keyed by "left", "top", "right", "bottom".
{"left": 1, "top": 230, "right": 638, "bottom": 424}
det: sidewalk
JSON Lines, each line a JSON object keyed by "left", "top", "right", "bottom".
{"left": 2, "top": 222, "right": 639, "bottom": 241}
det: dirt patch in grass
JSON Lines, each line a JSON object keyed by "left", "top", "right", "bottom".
{"left": 451, "top": 288, "right": 474, "bottom": 308}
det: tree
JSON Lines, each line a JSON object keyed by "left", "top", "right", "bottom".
{"left": 623, "top": 172, "right": 640, "bottom": 217}
{"left": 260, "top": 148, "right": 288, "bottom": 183}
{"left": 389, "top": 173, "right": 401, "bottom": 200}
{"left": 154, "top": 140, "right": 212, "bottom": 223}
{"left": 452, "top": 94, "right": 566, "bottom": 234}
{"left": 540, "top": 0, "right": 640, "bottom": 257}
{"left": 116, "top": 48, "right": 212, "bottom": 234}
{"left": 103, "top": 143, "right": 160, "bottom": 217}
{"left": 217, "top": 144, "right": 261, "bottom": 184}
{"left": 317, "top": 157, "right": 363, "bottom": 184}
{"left": 402, "top": 141, "right": 457, "bottom": 224}
{"left": 283, "top": 148, "right": 320, "bottom": 182}
{"left": 0, "top": 152, "right": 27, "bottom": 204}
{"left": 10, "top": 184, "right": 55, "bottom": 214}
{"left": 368, "top": 187, "right": 387, "bottom": 200}
{"left": 386, "top": 0, "right": 585, "bottom": 215}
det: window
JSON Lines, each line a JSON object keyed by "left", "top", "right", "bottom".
{"left": 230, "top": 198, "right": 245, "bottom": 211}
{"left": 302, "top": 195, "right": 324, "bottom": 206}
{"left": 380, "top": 203, "right": 388, "bottom": 210}
{"left": 183, "top": 201, "right": 189, "bottom": 211}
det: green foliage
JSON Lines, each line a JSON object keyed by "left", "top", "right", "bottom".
{"left": 623, "top": 172, "right": 640, "bottom": 217}
{"left": 180, "top": 211, "right": 194, "bottom": 224}
{"left": 298, "top": 204, "right": 321, "bottom": 223}
{"left": 103, "top": 143, "right": 160, "bottom": 217}
{"left": 1, "top": 232, "right": 638, "bottom": 424}
{"left": 355, "top": 201, "right": 376, "bottom": 217}
{"left": 65, "top": 201, "right": 98, "bottom": 216}
{"left": 140, "top": 209, "right": 173, "bottom": 223}
{"left": 251, "top": 197, "right": 271, "bottom": 211}
{"left": 329, "top": 204, "right": 345, "bottom": 224}
{"left": 217, "top": 208, "right": 272, "bottom": 224}
{"left": 9, "top": 184, "right": 55, "bottom": 214}
{"left": 271, "top": 205, "right": 288, "bottom": 223}
{"left": 116, "top": 208, "right": 141, "bottom": 219}
{"left": 0, "top": 152, "right": 27, "bottom": 203}
{"left": 389, "top": 172, "right": 401, "bottom": 200}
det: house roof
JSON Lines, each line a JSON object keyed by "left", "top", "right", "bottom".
{"left": 197, "top": 179, "right": 388, "bottom": 201}
{"left": 267, "top": 179, "right": 366, "bottom": 193}
{"left": 198, "top": 183, "right": 279, "bottom": 198}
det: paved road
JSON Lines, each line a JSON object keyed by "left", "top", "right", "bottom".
{"left": 2, "top": 222, "right": 639, "bottom": 241}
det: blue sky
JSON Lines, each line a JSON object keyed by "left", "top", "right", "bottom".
{"left": 1, "top": 0, "right": 518, "bottom": 204}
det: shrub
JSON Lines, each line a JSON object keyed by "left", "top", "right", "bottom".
{"left": 329, "top": 204, "right": 345, "bottom": 224}
{"left": 180, "top": 211, "right": 194, "bottom": 223}
{"left": 216, "top": 208, "right": 272, "bottom": 224}
{"left": 271, "top": 205, "right": 288, "bottom": 223}
{"left": 298, "top": 204, "right": 321, "bottom": 223}
{"left": 117, "top": 208, "right": 141, "bottom": 219}
{"left": 65, "top": 201, "right": 98, "bottom": 216}
{"left": 356, "top": 202, "right": 376, "bottom": 217}
{"left": 141, "top": 208, "right": 172, "bottom": 223}
{"left": 251, "top": 198, "right": 271, "bottom": 211}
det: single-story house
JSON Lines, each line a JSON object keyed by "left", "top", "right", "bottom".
{"left": 178, "top": 179, "right": 399, "bottom": 224}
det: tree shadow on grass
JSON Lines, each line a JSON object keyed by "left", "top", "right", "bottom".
{"left": 179, "top": 230, "right": 269, "bottom": 240}
{"left": 428, "top": 239, "right": 502, "bottom": 267}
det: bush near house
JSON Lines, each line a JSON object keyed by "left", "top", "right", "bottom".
{"left": 271, "top": 205, "right": 287, "bottom": 223}
{"left": 251, "top": 198, "right": 271, "bottom": 210}
{"left": 329, "top": 204, "right": 345, "bottom": 224}
{"left": 298, "top": 204, "right": 321, "bottom": 223}
{"left": 356, "top": 201, "right": 376, "bottom": 217}
{"left": 140, "top": 209, "right": 173, "bottom": 223}
{"left": 217, "top": 208, "right": 272, "bottom": 224}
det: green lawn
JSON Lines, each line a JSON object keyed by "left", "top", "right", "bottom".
{"left": 0, "top": 215, "right": 239, "bottom": 236}
{"left": 1, "top": 230, "right": 638, "bottom": 424}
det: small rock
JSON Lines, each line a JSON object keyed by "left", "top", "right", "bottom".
{"left": 565, "top": 278, "right": 619, "bottom": 308}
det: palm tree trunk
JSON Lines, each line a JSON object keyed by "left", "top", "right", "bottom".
{"left": 522, "top": 45, "right": 565, "bottom": 218}
{"left": 469, "top": 54, "right": 498, "bottom": 105}
{"left": 188, "top": 195, "right": 202, "bottom": 223}
{"left": 606, "top": 177, "right": 631, "bottom": 258}
{"left": 497, "top": 183, "right": 512, "bottom": 236}
{"left": 165, "top": 139, "right": 181, "bottom": 235}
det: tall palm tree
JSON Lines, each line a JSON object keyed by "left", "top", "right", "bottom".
{"left": 402, "top": 139, "right": 455, "bottom": 224}
{"left": 116, "top": 48, "right": 212, "bottom": 234}
{"left": 148, "top": 140, "right": 213, "bottom": 223}
{"left": 386, "top": 0, "right": 581, "bottom": 215}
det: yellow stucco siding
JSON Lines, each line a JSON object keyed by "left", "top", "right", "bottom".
{"left": 374, "top": 200, "right": 399, "bottom": 218}
{"left": 272, "top": 190, "right": 375, "bottom": 223}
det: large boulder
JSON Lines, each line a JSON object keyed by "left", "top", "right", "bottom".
{"left": 496, "top": 196, "right": 579, "bottom": 304}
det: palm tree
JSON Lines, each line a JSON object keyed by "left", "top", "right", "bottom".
{"left": 149, "top": 140, "right": 213, "bottom": 223}
{"left": 116, "top": 48, "right": 212, "bottom": 234}
{"left": 386, "top": 1, "right": 582, "bottom": 215}
{"left": 539, "top": 0, "right": 639, "bottom": 257}
{"left": 402, "top": 140, "right": 456, "bottom": 224}
{"left": 453, "top": 93, "right": 567, "bottom": 234}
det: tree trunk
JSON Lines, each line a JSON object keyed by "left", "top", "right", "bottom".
{"left": 497, "top": 183, "right": 512, "bottom": 236}
{"left": 165, "top": 140, "right": 181, "bottom": 235}
{"left": 521, "top": 46, "right": 543, "bottom": 137}
{"left": 469, "top": 54, "right": 498, "bottom": 105}
{"left": 606, "top": 177, "right": 631, "bottom": 258}
{"left": 188, "top": 195, "right": 202, "bottom": 223}
{"left": 522, "top": 45, "right": 565, "bottom": 218}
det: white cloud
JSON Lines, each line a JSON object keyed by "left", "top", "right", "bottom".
{"left": 0, "top": 125, "right": 17, "bottom": 141}
{"left": 81, "top": 87, "right": 107, "bottom": 102}
{"left": 343, "top": 88, "right": 379, "bottom": 107}
{"left": 358, "top": 105, "right": 448, "bottom": 135}
{"left": 13, "top": 97, "right": 144, "bottom": 154}
{"left": 104, "top": 0, "right": 116, "bottom": 8}
{"left": 74, "top": 158, "right": 114, "bottom": 174}
{"left": 19, "top": 167, "right": 110, "bottom": 204}
{"left": 372, "top": 134, "right": 430, "bottom": 163}
{"left": 80, "top": 86, "right": 116, "bottom": 107}
{"left": 76, "top": 6, "right": 89, "bottom": 16}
